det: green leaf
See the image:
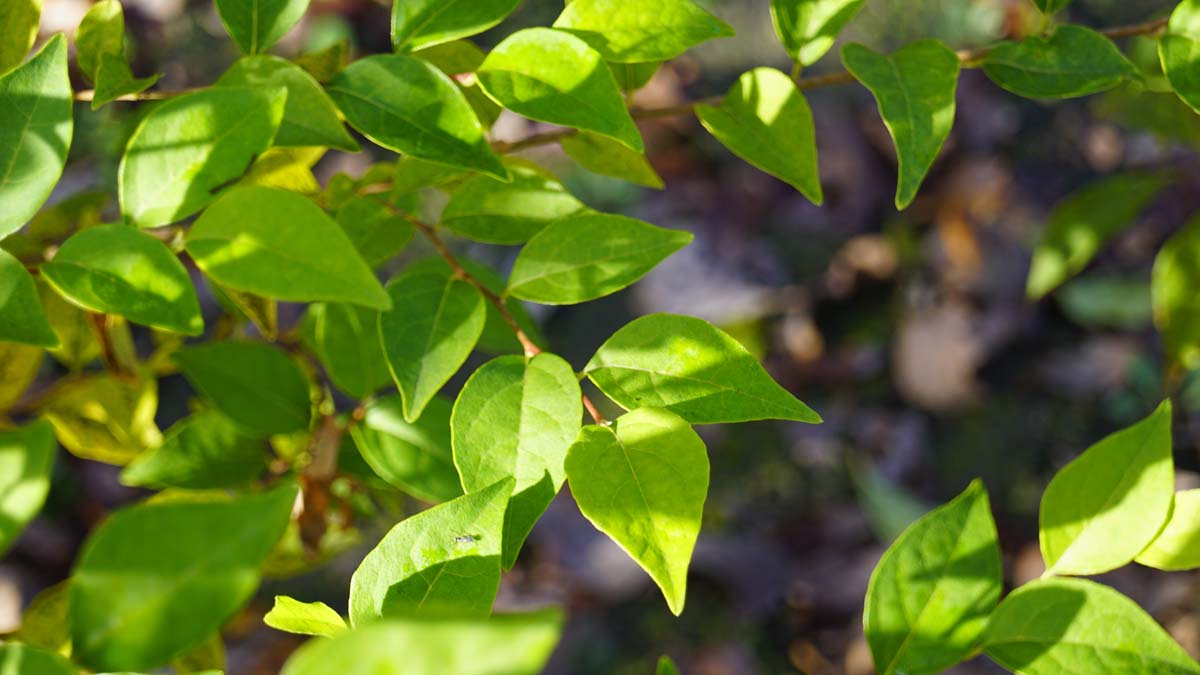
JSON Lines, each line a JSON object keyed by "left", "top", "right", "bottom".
{"left": 1154, "top": 214, "right": 1200, "bottom": 369}
{"left": 217, "top": 55, "right": 358, "bottom": 151}
{"left": 842, "top": 40, "right": 958, "bottom": 209}
{"left": 657, "top": 656, "right": 683, "bottom": 675}
{"left": 1026, "top": 173, "right": 1166, "bottom": 299}
{"left": 41, "top": 224, "right": 203, "bottom": 336}
{"left": 1057, "top": 274, "right": 1153, "bottom": 331}
{"left": 90, "top": 52, "right": 161, "bottom": 110}
{"left": 0, "top": 343, "right": 42, "bottom": 413}
{"left": 302, "top": 302, "right": 391, "bottom": 399}
{"left": 0, "top": 420, "right": 55, "bottom": 555}
{"left": 76, "top": 0, "right": 124, "bottom": 82}
{"left": 477, "top": 28, "right": 644, "bottom": 152}
{"left": 983, "top": 577, "right": 1200, "bottom": 675}
{"left": 981, "top": 25, "right": 1136, "bottom": 99}
{"left": 1040, "top": 399, "right": 1174, "bottom": 576}
{"left": 215, "top": 0, "right": 309, "bottom": 54}
{"left": 1032, "top": 0, "right": 1071, "bottom": 14}
{"left": 392, "top": 0, "right": 519, "bottom": 51}
{"left": 211, "top": 280, "right": 279, "bottom": 340}
{"left": 13, "top": 580, "right": 70, "bottom": 652}
{"left": 119, "top": 410, "right": 267, "bottom": 490}
{"left": 264, "top": 596, "right": 347, "bottom": 637}
{"left": 44, "top": 373, "right": 161, "bottom": 465}
{"left": 186, "top": 185, "right": 390, "bottom": 310}
{"left": 565, "top": 407, "right": 707, "bottom": 615}
{"left": 560, "top": 130, "right": 664, "bottom": 188}
{"left": 610, "top": 61, "right": 661, "bottom": 93}
{"left": 1136, "top": 489, "right": 1200, "bottom": 571}
{"left": 119, "top": 87, "right": 285, "bottom": 228}
{"left": 0, "top": 35, "right": 72, "bottom": 238}
{"left": 328, "top": 55, "right": 507, "bottom": 179}
{"left": 334, "top": 195, "right": 414, "bottom": 268}
{"left": 417, "top": 40, "right": 503, "bottom": 129}
{"left": 173, "top": 341, "right": 313, "bottom": 436}
{"left": 38, "top": 281, "right": 100, "bottom": 370}
{"left": 349, "top": 395, "right": 464, "bottom": 503}
{"left": 452, "top": 353, "right": 582, "bottom": 568}
{"left": 0, "top": 0, "right": 40, "bottom": 76}
{"left": 281, "top": 610, "right": 563, "bottom": 675}
{"left": 293, "top": 39, "right": 348, "bottom": 84}
{"left": 770, "top": 0, "right": 866, "bottom": 66}
{"left": 553, "top": 0, "right": 734, "bottom": 63}
{"left": 585, "top": 313, "right": 822, "bottom": 424}
{"left": 695, "top": 67, "right": 823, "bottom": 204}
{"left": 349, "top": 477, "right": 513, "bottom": 624}
{"left": 507, "top": 212, "right": 691, "bottom": 304}
{"left": 863, "top": 480, "right": 1001, "bottom": 675}
{"left": 442, "top": 161, "right": 587, "bottom": 244}
{"left": 70, "top": 483, "right": 297, "bottom": 672}
{"left": 0, "top": 248, "right": 56, "bottom": 346}
{"left": 1161, "top": 0, "right": 1200, "bottom": 114}
{"left": 0, "top": 644, "right": 75, "bottom": 675}
{"left": 379, "top": 268, "right": 487, "bottom": 422}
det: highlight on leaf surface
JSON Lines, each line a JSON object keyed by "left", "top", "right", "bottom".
{"left": 553, "top": 0, "right": 734, "bottom": 63}
{"left": 1136, "top": 489, "right": 1200, "bottom": 571}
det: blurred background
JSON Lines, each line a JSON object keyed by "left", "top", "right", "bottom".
{"left": 5, "top": 0, "right": 1200, "bottom": 673}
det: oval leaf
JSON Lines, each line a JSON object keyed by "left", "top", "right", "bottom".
{"left": 770, "top": 0, "right": 867, "bottom": 66}
{"left": 41, "top": 224, "right": 203, "bottom": 335}
{"left": 186, "top": 186, "right": 390, "bottom": 310}
{"left": 1161, "top": 0, "right": 1200, "bottom": 114}
{"left": 452, "top": 353, "right": 582, "bottom": 568}
{"left": 585, "top": 313, "right": 821, "bottom": 424}
{"left": 120, "top": 87, "right": 285, "bottom": 228}
{"left": 695, "top": 66, "right": 823, "bottom": 204}
{"left": 379, "top": 268, "right": 487, "bottom": 423}
{"left": 553, "top": 0, "right": 734, "bottom": 63}
{"left": 0, "top": 248, "right": 57, "bottom": 347}
{"left": 0, "top": 420, "right": 55, "bottom": 556}
{"left": 507, "top": 212, "right": 692, "bottom": 304}
{"left": 441, "top": 161, "right": 587, "bottom": 244}
{"left": 76, "top": 0, "right": 124, "bottom": 82}
{"left": 1040, "top": 399, "right": 1174, "bottom": 576}
{"left": 1136, "top": 489, "right": 1200, "bottom": 571}
{"left": 119, "top": 410, "right": 267, "bottom": 490}
{"left": 173, "top": 341, "right": 313, "bottom": 436}
{"left": 863, "top": 480, "right": 1001, "bottom": 675}
{"left": 392, "top": 0, "right": 520, "bottom": 52}
{"left": 350, "top": 395, "right": 464, "bottom": 503}
{"left": 264, "top": 595, "right": 347, "bottom": 637}
{"left": 0, "top": 35, "right": 72, "bottom": 238}
{"left": 303, "top": 302, "right": 391, "bottom": 399}
{"left": 328, "top": 55, "right": 507, "bottom": 179}
{"left": 842, "top": 40, "right": 959, "bottom": 209}
{"left": 983, "top": 577, "right": 1200, "bottom": 675}
{"left": 43, "top": 373, "right": 161, "bottom": 465}
{"left": 981, "top": 25, "right": 1136, "bottom": 99}
{"left": 565, "top": 407, "right": 707, "bottom": 615}
{"left": 70, "top": 484, "right": 298, "bottom": 672}
{"left": 560, "top": 130, "right": 664, "bottom": 188}
{"left": 215, "top": 0, "right": 309, "bottom": 54}
{"left": 477, "top": 28, "right": 644, "bottom": 151}
{"left": 0, "top": 0, "right": 41, "bottom": 76}
{"left": 349, "top": 477, "right": 513, "bottom": 624}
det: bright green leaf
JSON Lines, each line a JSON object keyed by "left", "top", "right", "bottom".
{"left": 442, "top": 161, "right": 587, "bottom": 244}
{"left": 553, "top": 0, "right": 734, "bottom": 63}
{"left": 982, "top": 25, "right": 1136, "bottom": 99}
{"left": 119, "top": 410, "right": 267, "bottom": 490}
{"left": 349, "top": 477, "right": 513, "bottom": 624}
{"left": 477, "top": 28, "right": 644, "bottom": 151}
{"left": 215, "top": 0, "right": 309, "bottom": 54}
{"left": 119, "top": 87, "right": 285, "bottom": 228}
{"left": 417, "top": 40, "right": 503, "bottom": 129}
{"left": 379, "top": 268, "right": 487, "bottom": 422}
{"left": 507, "top": 212, "right": 691, "bottom": 304}
{"left": 1162, "top": 0, "right": 1200, "bottom": 114}
{"left": 585, "top": 313, "right": 822, "bottom": 424}
{"left": 302, "top": 302, "right": 391, "bottom": 399}
{"left": 770, "top": 0, "right": 866, "bottom": 66}
{"left": 0, "top": 643, "right": 74, "bottom": 675}
{"left": 76, "top": 0, "right": 124, "bottom": 82}
{"left": 1136, "top": 489, "right": 1200, "bottom": 571}
{"left": 41, "top": 224, "right": 203, "bottom": 335}
{"left": 1027, "top": 173, "right": 1165, "bottom": 299}
{"left": 560, "top": 130, "right": 664, "bottom": 188}
{"left": 983, "top": 577, "right": 1200, "bottom": 675}
{"left": 392, "top": 0, "right": 519, "bottom": 51}
{"left": 452, "top": 353, "right": 582, "bottom": 568}
{"left": 217, "top": 55, "right": 358, "bottom": 151}
{"left": 264, "top": 595, "right": 347, "bottom": 637}
{"left": 0, "top": 0, "right": 40, "bottom": 76}
{"left": 0, "top": 35, "right": 72, "bottom": 238}
{"left": 173, "top": 341, "right": 312, "bottom": 436}
{"left": 44, "top": 373, "right": 161, "bottom": 465}
{"left": 657, "top": 656, "right": 682, "bottom": 675}
{"left": 695, "top": 67, "right": 823, "bottom": 204}
{"left": 350, "top": 395, "right": 463, "bottom": 503}
{"left": 1154, "top": 214, "right": 1200, "bottom": 369}
{"left": 282, "top": 609, "right": 563, "bottom": 675}
{"left": 90, "top": 52, "right": 161, "bottom": 110}
{"left": 186, "top": 185, "right": 390, "bottom": 310}
{"left": 1040, "top": 400, "right": 1174, "bottom": 576}
{"left": 70, "top": 483, "right": 297, "bottom": 672}
{"left": 0, "top": 420, "right": 55, "bottom": 555}
{"left": 842, "top": 40, "right": 958, "bottom": 209}
{"left": 334, "top": 195, "right": 414, "bottom": 268}
{"left": 566, "top": 407, "right": 707, "bottom": 615}
{"left": 0, "top": 248, "right": 56, "bottom": 346}
{"left": 328, "top": 55, "right": 507, "bottom": 179}
{"left": 863, "top": 480, "right": 1001, "bottom": 675}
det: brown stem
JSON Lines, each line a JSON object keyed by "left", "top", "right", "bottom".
{"left": 86, "top": 313, "right": 131, "bottom": 380}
